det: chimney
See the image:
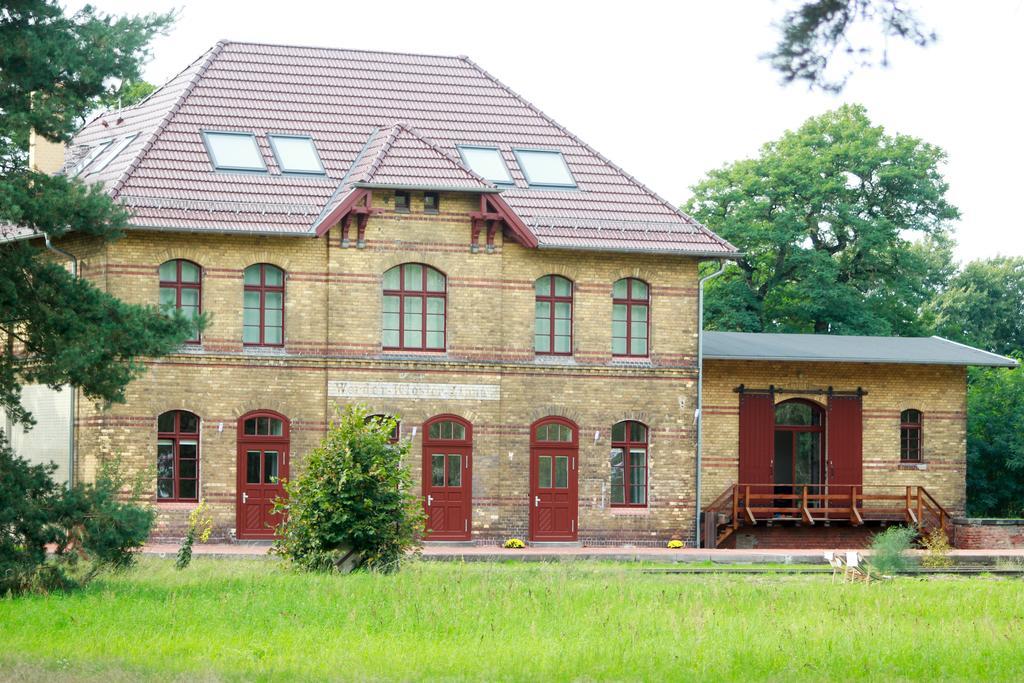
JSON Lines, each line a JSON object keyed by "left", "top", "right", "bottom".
{"left": 28, "top": 129, "right": 66, "bottom": 175}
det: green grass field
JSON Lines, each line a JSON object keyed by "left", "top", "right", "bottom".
{"left": 2, "top": 558, "right": 1023, "bottom": 682}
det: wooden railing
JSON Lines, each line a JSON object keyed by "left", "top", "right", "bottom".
{"left": 701, "top": 483, "right": 951, "bottom": 548}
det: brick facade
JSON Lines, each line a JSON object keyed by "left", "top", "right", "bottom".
{"left": 701, "top": 360, "right": 968, "bottom": 515}
{"left": 60, "top": 190, "right": 973, "bottom": 546}
{"left": 952, "top": 520, "right": 1024, "bottom": 549}
{"left": 68, "top": 190, "right": 702, "bottom": 544}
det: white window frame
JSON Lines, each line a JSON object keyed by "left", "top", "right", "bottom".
{"left": 268, "top": 134, "right": 325, "bottom": 175}
{"left": 202, "top": 131, "right": 267, "bottom": 172}
{"left": 513, "top": 148, "right": 576, "bottom": 188}
{"left": 88, "top": 133, "right": 139, "bottom": 175}
{"left": 457, "top": 145, "right": 513, "bottom": 184}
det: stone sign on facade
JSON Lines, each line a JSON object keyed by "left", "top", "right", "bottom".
{"left": 328, "top": 380, "right": 501, "bottom": 401}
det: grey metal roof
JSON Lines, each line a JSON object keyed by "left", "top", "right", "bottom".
{"left": 704, "top": 332, "right": 1019, "bottom": 368}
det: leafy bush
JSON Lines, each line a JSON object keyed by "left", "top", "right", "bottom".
{"left": 176, "top": 499, "right": 213, "bottom": 570}
{"left": 868, "top": 525, "right": 919, "bottom": 575}
{"left": 272, "top": 406, "right": 425, "bottom": 574}
{"left": 503, "top": 538, "right": 525, "bottom": 549}
{"left": 0, "top": 434, "right": 155, "bottom": 595}
{"left": 920, "top": 527, "right": 954, "bottom": 568}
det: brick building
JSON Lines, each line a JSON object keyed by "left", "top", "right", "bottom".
{"left": 8, "top": 41, "right": 1016, "bottom": 547}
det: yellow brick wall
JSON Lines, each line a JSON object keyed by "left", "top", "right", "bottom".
{"left": 701, "top": 360, "right": 967, "bottom": 515}
{"left": 68, "top": 190, "right": 702, "bottom": 543}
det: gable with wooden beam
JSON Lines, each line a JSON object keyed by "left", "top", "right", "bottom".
{"left": 470, "top": 194, "right": 537, "bottom": 252}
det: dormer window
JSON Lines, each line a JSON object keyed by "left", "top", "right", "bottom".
{"left": 268, "top": 134, "right": 324, "bottom": 175}
{"left": 203, "top": 131, "right": 266, "bottom": 172}
{"left": 457, "top": 146, "right": 512, "bottom": 184}
{"left": 514, "top": 149, "right": 575, "bottom": 188}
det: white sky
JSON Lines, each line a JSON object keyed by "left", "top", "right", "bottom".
{"left": 70, "top": 0, "right": 1024, "bottom": 263}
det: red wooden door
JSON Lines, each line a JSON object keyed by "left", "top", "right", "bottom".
{"left": 738, "top": 392, "right": 775, "bottom": 485}
{"left": 529, "top": 418, "right": 578, "bottom": 542}
{"left": 422, "top": 415, "right": 472, "bottom": 540}
{"left": 827, "top": 394, "right": 863, "bottom": 487}
{"left": 236, "top": 412, "right": 289, "bottom": 539}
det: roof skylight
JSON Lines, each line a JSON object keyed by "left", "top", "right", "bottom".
{"left": 269, "top": 134, "right": 325, "bottom": 174}
{"left": 203, "top": 131, "right": 266, "bottom": 172}
{"left": 514, "top": 149, "right": 575, "bottom": 187}
{"left": 71, "top": 140, "right": 112, "bottom": 176}
{"left": 88, "top": 133, "right": 139, "bottom": 175}
{"left": 457, "top": 146, "right": 512, "bottom": 184}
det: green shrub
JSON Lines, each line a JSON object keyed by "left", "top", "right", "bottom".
{"left": 920, "top": 527, "right": 954, "bottom": 568}
{"left": 272, "top": 406, "right": 425, "bottom": 574}
{"left": 176, "top": 499, "right": 213, "bottom": 570}
{"left": 868, "top": 525, "right": 919, "bottom": 575}
{"left": 0, "top": 434, "right": 155, "bottom": 595}
{"left": 53, "top": 456, "right": 155, "bottom": 573}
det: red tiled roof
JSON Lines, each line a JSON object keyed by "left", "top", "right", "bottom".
{"left": 66, "top": 41, "right": 737, "bottom": 255}
{"left": 347, "top": 123, "right": 495, "bottom": 189}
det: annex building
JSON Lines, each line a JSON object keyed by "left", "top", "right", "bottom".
{"left": 9, "top": 41, "right": 1017, "bottom": 548}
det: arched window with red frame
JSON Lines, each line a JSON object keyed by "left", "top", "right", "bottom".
{"left": 157, "top": 410, "right": 200, "bottom": 501}
{"left": 243, "top": 263, "right": 285, "bottom": 347}
{"left": 159, "top": 259, "right": 201, "bottom": 342}
{"left": 534, "top": 275, "right": 573, "bottom": 355}
{"left": 900, "top": 409, "right": 923, "bottom": 462}
{"left": 382, "top": 263, "right": 446, "bottom": 351}
{"left": 610, "top": 420, "right": 648, "bottom": 507}
{"left": 612, "top": 278, "right": 649, "bottom": 357}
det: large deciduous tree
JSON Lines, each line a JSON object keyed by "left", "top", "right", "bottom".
{"left": 687, "top": 104, "right": 958, "bottom": 335}
{"left": 767, "top": 0, "right": 937, "bottom": 93}
{"left": 966, "top": 365, "right": 1024, "bottom": 518}
{"left": 929, "top": 257, "right": 1024, "bottom": 357}
{"left": 929, "top": 257, "right": 1024, "bottom": 516}
{"left": 0, "top": 1, "right": 195, "bottom": 427}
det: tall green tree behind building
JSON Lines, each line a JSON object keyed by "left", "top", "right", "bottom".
{"left": 931, "top": 257, "right": 1024, "bottom": 518}
{"left": 929, "top": 257, "right": 1024, "bottom": 357}
{"left": 0, "top": 1, "right": 196, "bottom": 426}
{"left": 686, "top": 104, "right": 958, "bottom": 335}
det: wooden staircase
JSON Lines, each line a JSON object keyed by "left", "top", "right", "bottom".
{"left": 701, "top": 483, "right": 952, "bottom": 548}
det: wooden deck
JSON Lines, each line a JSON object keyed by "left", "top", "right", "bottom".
{"left": 702, "top": 484, "right": 951, "bottom": 548}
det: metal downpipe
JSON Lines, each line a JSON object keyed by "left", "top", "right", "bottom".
{"left": 694, "top": 259, "right": 726, "bottom": 548}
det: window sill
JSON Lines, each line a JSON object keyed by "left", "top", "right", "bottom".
{"left": 609, "top": 507, "right": 650, "bottom": 515}
{"left": 609, "top": 358, "right": 652, "bottom": 368}
{"left": 154, "top": 501, "right": 200, "bottom": 510}
{"left": 381, "top": 349, "right": 447, "bottom": 356}
{"left": 534, "top": 355, "right": 576, "bottom": 365}
{"left": 243, "top": 345, "right": 287, "bottom": 356}
{"left": 898, "top": 462, "right": 928, "bottom": 470}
